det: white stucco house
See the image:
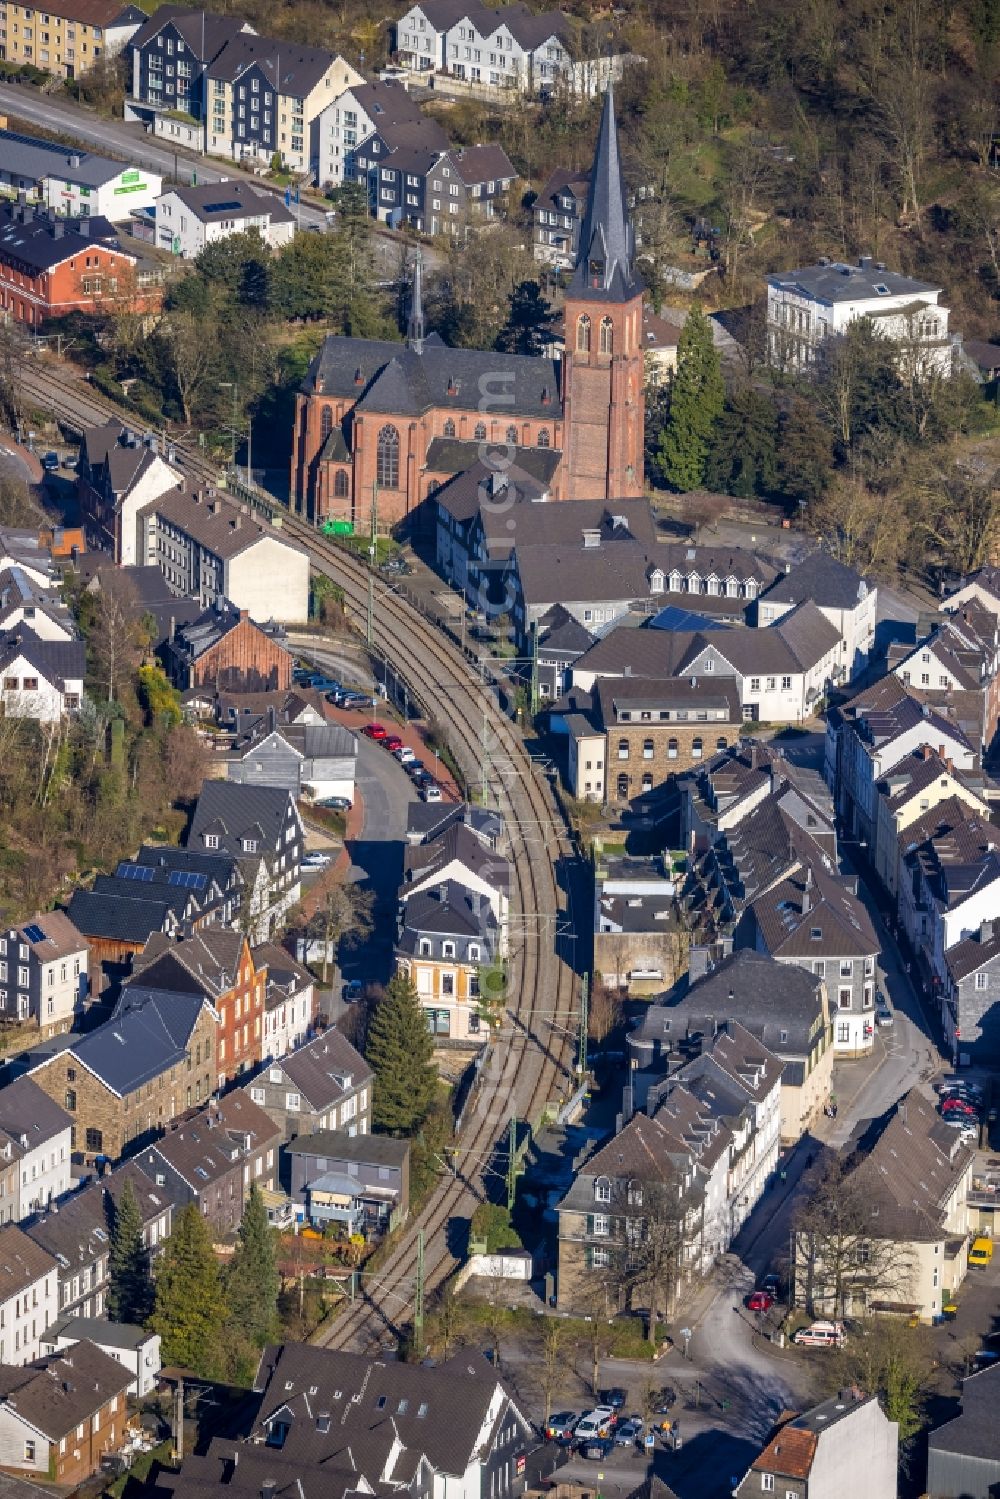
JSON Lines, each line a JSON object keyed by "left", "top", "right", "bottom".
{"left": 754, "top": 550, "right": 877, "bottom": 685}
{"left": 0, "top": 631, "right": 85, "bottom": 721}
{"left": 766, "top": 256, "right": 953, "bottom": 373}
{"left": 154, "top": 181, "right": 296, "bottom": 259}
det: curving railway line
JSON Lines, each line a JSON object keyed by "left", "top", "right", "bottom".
{"left": 16, "top": 359, "right": 580, "bottom": 1352}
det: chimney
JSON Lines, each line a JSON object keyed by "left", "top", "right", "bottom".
{"left": 859, "top": 255, "right": 873, "bottom": 270}
{"left": 78, "top": 217, "right": 89, "bottom": 238}
{"left": 267, "top": 706, "right": 276, "bottom": 733}
{"left": 53, "top": 219, "right": 64, "bottom": 239}
{"left": 982, "top": 919, "right": 994, "bottom": 943}
{"left": 921, "top": 744, "right": 932, "bottom": 760}
{"left": 801, "top": 888, "right": 810, "bottom": 915}
{"left": 946, "top": 757, "right": 954, "bottom": 773}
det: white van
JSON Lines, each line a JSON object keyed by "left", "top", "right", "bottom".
{"left": 793, "top": 1320, "right": 845, "bottom": 1348}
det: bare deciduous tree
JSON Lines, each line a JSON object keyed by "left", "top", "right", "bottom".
{"left": 794, "top": 1157, "right": 916, "bottom": 1320}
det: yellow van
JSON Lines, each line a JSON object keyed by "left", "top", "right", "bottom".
{"left": 969, "top": 1236, "right": 993, "bottom": 1267}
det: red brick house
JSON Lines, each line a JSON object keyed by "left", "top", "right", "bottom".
{"left": 290, "top": 86, "right": 644, "bottom": 528}
{"left": 163, "top": 601, "right": 293, "bottom": 695}
{"left": 0, "top": 204, "right": 161, "bottom": 326}
{"left": 0, "top": 1339, "right": 133, "bottom": 1486}
{"left": 130, "top": 929, "right": 267, "bottom": 1087}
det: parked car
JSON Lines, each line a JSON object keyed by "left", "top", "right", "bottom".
{"left": 41, "top": 451, "right": 59, "bottom": 472}
{"left": 318, "top": 796, "right": 352, "bottom": 812}
{"left": 301, "top": 851, "right": 332, "bottom": 869}
{"left": 341, "top": 692, "right": 372, "bottom": 709}
{"left": 362, "top": 722, "right": 388, "bottom": 740}
{"left": 600, "top": 1388, "right": 628, "bottom": 1411}
{"left": 575, "top": 1407, "right": 616, "bottom": 1440}
{"left": 342, "top": 979, "right": 363, "bottom": 1003}
{"left": 394, "top": 746, "right": 416, "bottom": 765}
{"left": 937, "top": 1077, "right": 985, "bottom": 1101}
{"left": 875, "top": 996, "right": 893, "bottom": 1026}
{"left": 746, "top": 1290, "right": 774, "bottom": 1313}
{"left": 615, "top": 1417, "right": 644, "bottom": 1446}
{"left": 384, "top": 735, "right": 404, "bottom": 753}
{"left": 760, "top": 1272, "right": 782, "bottom": 1296}
{"left": 406, "top": 759, "right": 426, "bottom": 778}
{"left": 61, "top": 452, "right": 78, "bottom": 470}
{"left": 310, "top": 676, "right": 342, "bottom": 693}
{"left": 792, "top": 1320, "right": 845, "bottom": 1348}
{"left": 579, "top": 1437, "right": 615, "bottom": 1461}
{"left": 421, "top": 783, "right": 443, "bottom": 803}
{"left": 969, "top": 1236, "right": 994, "bottom": 1268}
{"left": 942, "top": 1097, "right": 978, "bottom": 1117}
{"left": 544, "top": 1413, "right": 577, "bottom": 1443}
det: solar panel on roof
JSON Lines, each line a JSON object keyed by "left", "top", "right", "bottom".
{"left": 168, "top": 869, "right": 207, "bottom": 890}
{"left": 117, "top": 862, "right": 155, "bottom": 882}
{"left": 22, "top": 922, "right": 46, "bottom": 944}
{"left": 203, "top": 199, "right": 244, "bottom": 214}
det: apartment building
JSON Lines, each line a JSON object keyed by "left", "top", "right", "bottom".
{"left": 0, "top": 1224, "right": 57, "bottom": 1365}
{"left": 0, "top": 1079, "right": 71, "bottom": 1222}
{"left": 0, "top": 0, "right": 142, "bottom": 80}
{"left": 0, "top": 912, "right": 88, "bottom": 1034}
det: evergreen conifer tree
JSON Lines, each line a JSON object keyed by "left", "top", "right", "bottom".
{"left": 657, "top": 305, "right": 725, "bottom": 490}
{"left": 366, "top": 972, "right": 437, "bottom": 1134}
{"left": 226, "top": 1185, "right": 280, "bottom": 1349}
{"left": 107, "top": 1177, "right": 152, "bottom": 1324}
{"left": 149, "top": 1204, "right": 225, "bottom": 1377}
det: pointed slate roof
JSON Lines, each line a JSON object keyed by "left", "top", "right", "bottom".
{"left": 568, "top": 84, "right": 642, "bottom": 303}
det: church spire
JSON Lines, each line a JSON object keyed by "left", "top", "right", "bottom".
{"left": 407, "top": 251, "right": 425, "bottom": 352}
{"left": 568, "top": 83, "right": 642, "bottom": 302}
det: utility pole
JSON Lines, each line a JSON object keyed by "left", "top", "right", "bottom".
{"left": 480, "top": 705, "right": 489, "bottom": 806}
{"left": 413, "top": 1228, "right": 425, "bottom": 1357}
{"left": 529, "top": 619, "right": 539, "bottom": 716}
{"left": 367, "top": 572, "right": 374, "bottom": 648}
{"left": 367, "top": 482, "right": 378, "bottom": 648}
{"left": 577, "top": 971, "right": 589, "bottom": 1079}
{"left": 506, "top": 1110, "right": 517, "bottom": 1211}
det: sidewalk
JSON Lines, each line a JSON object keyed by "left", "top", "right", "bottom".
{"left": 324, "top": 701, "right": 462, "bottom": 803}
{"left": 0, "top": 435, "right": 43, "bottom": 483}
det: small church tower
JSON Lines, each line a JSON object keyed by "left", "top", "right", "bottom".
{"left": 560, "top": 85, "right": 645, "bottom": 500}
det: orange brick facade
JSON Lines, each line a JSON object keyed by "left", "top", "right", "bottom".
{"left": 215, "top": 938, "right": 266, "bottom": 1086}
{"left": 561, "top": 287, "right": 645, "bottom": 501}
{"left": 0, "top": 245, "right": 161, "bottom": 327}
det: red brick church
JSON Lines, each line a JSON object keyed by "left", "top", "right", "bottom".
{"left": 290, "top": 87, "right": 645, "bottom": 529}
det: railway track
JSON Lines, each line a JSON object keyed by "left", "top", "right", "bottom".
{"left": 18, "top": 359, "right": 580, "bottom": 1351}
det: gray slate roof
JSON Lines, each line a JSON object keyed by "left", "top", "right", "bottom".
{"left": 58, "top": 988, "right": 207, "bottom": 1095}
{"left": 278, "top": 1031, "right": 372, "bottom": 1112}
{"left": 65, "top": 888, "right": 179, "bottom": 945}
{"left": 762, "top": 550, "right": 871, "bottom": 610}
{"left": 164, "top": 179, "right": 296, "bottom": 227}
{"left": 567, "top": 85, "right": 641, "bottom": 304}
{"left": 189, "top": 779, "right": 300, "bottom": 859}
{"left": 0, "top": 128, "right": 128, "bottom": 189}
{"left": 767, "top": 259, "right": 939, "bottom": 304}
{"left": 0, "top": 1077, "right": 71, "bottom": 1149}
{"left": 928, "top": 1362, "right": 1000, "bottom": 1461}
{"left": 285, "top": 1130, "right": 409, "bottom": 1167}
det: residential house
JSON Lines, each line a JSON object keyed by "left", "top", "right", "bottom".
{"left": 532, "top": 166, "right": 588, "bottom": 269}
{"left": 628, "top": 949, "right": 833, "bottom": 1143}
{"left": 825, "top": 673, "right": 976, "bottom": 851}
{"left": 401, "top": 818, "right": 510, "bottom": 936}
{"left": 405, "top": 800, "right": 505, "bottom": 851}
{"left": 126, "top": 6, "right": 253, "bottom": 125}
{"left": 0, "top": 563, "right": 77, "bottom": 643}
{"left": 82, "top": 565, "right": 201, "bottom": 652}
{"left": 162, "top": 600, "right": 292, "bottom": 694}
{"left": 433, "top": 461, "right": 552, "bottom": 610}
{"left": 359, "top": 127, "right": 516, "bottom": 235}
{"left": 394, "top": 0, "right": 630, "bottom": 99}
{"left": 793, "top": 1089, "right": 975, "bottom": 1322}
{"left": 0, "top": 913, "right": 88, "bottom": 1035}
{"left": 944, "top": 922, "right": 1000, "bottom": 1065}
{"left": 679, "top": 603, "right": 843, "bottom": 724}
{"left": 137, "top": 487, "right": 311, "bottom": 625}
{"left": 733, "top": 1388, "right": 898, "bottom": 1499}
{"left": 229, "top": 718, "right": 358, "bottom": 803}
{"left": 210, "top": 686, "right": 326, "bottom": 738}
{"left": 27, "top": 988, "right": 217, "bottom": 1161}
{"left": 154, "top": 1340, "right": 532, "bottom": 1499}
{"left": 638, "top": 305, "right": 684, "bottom": 383}
{"left": 748, "top": 861, "right": 880, "bottom": 1057}
{"left": 204, "top": 37, "right": 361, "bottom": 175}
{"left": 287, "top": 1129, "right": 410, "bottom": 1237}
{"left": 535, "top": 604, "right": 595, "bottom": 702}
{"left": 24, "top": 1158, "right": 180, "bottom": 1319}
{"left": 593, "top": 855, "right": 685, "bottom": 995}
{"left": 188, "top": 780, "right": 304, "bottom": 940}
{"left": 0, "top": 127, "right": 158, "bottom": 214}
{"left": 316, "top": 77, "right": 424, "bottom": 190}
{"left": 244, "top": 1030, "right": 372, "bottom": 1142}
{"left": 754, "top": 550, "right": 877, "bottom": 683}
{"left": 766, "top": 256, "right": 953, "bottom": 374}
{"left": 128, "top": 929, "right": 267, "bottom": 1086}
{"left": 41, "top": 1316, "right": 161, "bottom": 1398}
{"left": 0, "top": 1224, "right": 57, "bottom": 1364}
{"left": 0, "top": 204, "right": 160, "bottom": 327}
{"left": 0, "top": 630, "right": 85, "bottom": 722}
{"left": 154, "top": 180, "right": 296, "bottom": 258}
{"left": 557, "top": 674, "right": 742, "bottom": 804}
{"left": 66, "top": 852, "right": 241, "bottom": 988}
{"left": 892, "top": 601, "right": 1000, "bottom": 756}
{"left": 256, "top": 942, "right": 315, "bottom": 1060}
{"left": 926, "top": 1362, "right": 1000, "bottom": 1499}
{"left": 77, "top": 422, "right": 182, "bottom": 565}
{"left": 0, "top": 1079, "right": 72, "bottom": 1222}
{"left": 898, "top": 799, "right": 1000, "bottom": 1050}
{"left": 134, "top": 1092, "right": 279, "bottom": 1233}
{"left": 0, "top": 0, "right": 143, "bottom": 79}
{"left": 396, "top": 880, "right": 498, "bottom": 1043}
{"left": 554, "top": 1111, "right": 705, "bottom": 1316}
{"left": 945, "top": 561, "right": 1000, "bottom": 618}
{"left": 873, "top": 746, "right": 990, "bottom": 901}
{"left": 0, "top": 1339, "right": 133, "bottom": 1484}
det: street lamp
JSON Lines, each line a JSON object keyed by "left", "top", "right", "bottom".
{"left": 219, "top": 380, "right": 252, "bottom": 487}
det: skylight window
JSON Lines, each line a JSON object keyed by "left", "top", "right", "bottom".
{"left": 874, "top": 283, "right": 890, "bottom": 295}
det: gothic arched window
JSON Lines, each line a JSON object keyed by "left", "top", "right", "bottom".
{"left": 474, "top": 421, "right": 487, "bottom": 440}
{"left": 443, "top": 418, "right": 456, "bottom": 438}
{"left": 537, "top": 429, "right": 550, "bottom": 448}
{"left": 506, "top": 424, "right": 518, "bottom": 444}
{"left": 576, "top": 314, "right": 591, "bottom": 353}
{"left": 334, "top": 469, "right": 349, "bottom": 498}
{"left": 377, "top": 424, "right": 400, "bottom": 489}
{"left": 600, "top": 316, "right": 614, "bottom": 355}
{"left": 320, "top": 405, "right": 333, "bottom": 439}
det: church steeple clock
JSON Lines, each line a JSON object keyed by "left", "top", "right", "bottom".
{"left": 560, "top": 85, "right": 645, "bottom": 500}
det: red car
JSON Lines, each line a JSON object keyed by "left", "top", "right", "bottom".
{"left": 942, "top": 1097, "right": 978, "bottom": 1117}
{"left": 746, "top": 1290, "right": 774, "bottom": 1313}
{"left": 362, "top": 722, "right": 387, "bottom": 741}
{"left": 384, "top": 735, "right": 404, "bottom": 752}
